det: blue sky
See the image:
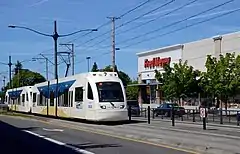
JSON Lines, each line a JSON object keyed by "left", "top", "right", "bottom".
{"left": 0, "top": 0, "right": 240, "bottom": 87}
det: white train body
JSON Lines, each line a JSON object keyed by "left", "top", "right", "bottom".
{"left": 5, "top": 72, "right": 128, "bottom": 121}
{"left": 5, "top": 86, "right": 33, "bottom": 113}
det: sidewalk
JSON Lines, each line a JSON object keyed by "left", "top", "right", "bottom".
{"left": 48, "top": 118, "right": 240, "bottom": 154}
{"left": 3, "top": 113, "right": 240, "bottom": 154}
{"left": 134, "top": 116, "right": 240, "bottom": 129}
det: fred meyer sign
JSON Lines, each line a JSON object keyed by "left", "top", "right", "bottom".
{"left": 144, "top": 57, "right": 171, "bottom": 68}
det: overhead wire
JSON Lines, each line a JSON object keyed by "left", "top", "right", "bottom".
{"left": 115, "top": 0, "right": 199, "bottom": 36}
{"left": 116, "top": 0, "right": 175, "bottom": 30}
{"left": 121, "top": 7, "right": 240, "bottom": 49}
{"left": 74, "top": 0, "right": 158, "bottom": 48}
{"left": 64, "top": 21, "right": 111, "bottom": 44}
{"left": 117, "top": 0, "right": 236, "bottom": 46}
{"left": 72, "top": 0, "right": 177, "bottom": 58}
{"left": 72, "top": 0, "right": 199, "bottom": 53}
{"left": 91, "top": 0, "right": 199, "bottom": 50}
{"left": 64, "top": 0, "right": 157, "bottom": 44}
{"left": 97, "top": 7, "right": 240, "bottom": 59}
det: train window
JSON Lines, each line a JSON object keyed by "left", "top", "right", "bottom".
{"left": 63, "top": 89, "right": 69, "bottom": 107}
{"left": 50, "top": 91, "right": 54, "bottom": 106}
{"left": 33, "top": 93, "right": 37, "bottom": 102}
{"left": 38, "top": 92, "right": 43, "bottom": 106}
{"left": 26, "top": 93, "right": 29, "bottom": 102}
{"left": 75, "top": 87, "right": 83, "bottom": 102}
{"left": 37, "top": 94, "right": 40, "bottom": 106}
{"left": 22, "top": 94, "right": 25, "bottom": 103}
{"left": 87, "top": 83, "right": 93, "bottom": 100}
{"left": 96, "top": 82, "right": 124, "bottom": 102}
{"left": 18, "top": 97, "right": 21, "bottom": 105}
{"left": 69, "top": 91, "right": 73, "bottom": 107}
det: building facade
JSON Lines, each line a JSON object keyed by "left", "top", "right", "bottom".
{"left": 136, "top": 31, "right": 240, "bottom": 108}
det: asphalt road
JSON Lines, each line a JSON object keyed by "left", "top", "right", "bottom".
{"left": 0, "top": 115, "right": 191, "bottom": 154}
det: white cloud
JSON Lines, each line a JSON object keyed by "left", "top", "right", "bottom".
{"left": 144, "top": 1, "right": 210, "bottom": 18}
{"left": 211, "top": 25, "right": 240, "bottom": 33}
{"left": 26, "top": 0, "right": 49, "bottom": 8}
{"left": 188, "top": 8, "right": 240, "bottom": 20}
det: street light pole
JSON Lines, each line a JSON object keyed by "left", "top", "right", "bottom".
{"left": 8, "top": 21, "right": 97, "bottom": 80}
{"left": 3, "top": 76, "right": 6, "bottom": 89}
{"left": 8, "top": 56, "right": 12, "bottom": 89}
{"left": 53, "top": 21, "right": 58, "bottom": 79}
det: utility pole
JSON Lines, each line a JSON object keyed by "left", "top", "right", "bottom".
{"left": 72, "top": 44, "right": 74, "bottom": 75}
{"left": 8, "top": 56, "right": 12, "bottom": 89}
{"left": 107, "top": 17, "right": 120, "bottom": 72}
{"left": 59, "top": 43, "right": 74, "bottom": 75}
{"left": 53, "top": 21, "right": 59, "bottom": 80}
{"left": 46, "top": 58, "right": 48, "bottom": 81}
{"left": 86, "top": 57, "right": 91, "bottom": 72}
{"left": 3, "top": 76, "right": 6, "bottom": 89}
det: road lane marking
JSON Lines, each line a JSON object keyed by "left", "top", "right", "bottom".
{"left": 23, "top": 130, "right": 94, "bottom": 154}
{"left": 3, "top": 114, "right": 199, "bottom": 154}
{"left": 47, "top": 122, "right": 200, "bottom": 154}
{"left": 43, "top": 128, "right": 64, "bottom": 132}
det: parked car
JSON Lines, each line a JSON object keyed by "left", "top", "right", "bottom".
{"left": 154, "top": 103, "right": 185, "bottom": 117}
{"left": 127, "top": 100, "right": 140, "bottom": 116}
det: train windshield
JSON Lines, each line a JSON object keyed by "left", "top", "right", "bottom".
{"left": 96, "top": 82, "right": 124, "bottom": 102}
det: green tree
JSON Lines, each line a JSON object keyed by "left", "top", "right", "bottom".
{"left": 155, "top": 64, "right": 175, "bottom": 100}
{"left": 232, "top": 54, "right": 240, "bottom": 97}
{"left": 199, "top": 55, "right": 217, "bottom": 95}
{"left": 155, "top": 60, "right": 200, "bottom": 103}
{"left": 200, "top": 53, "right": 240, "bottom": 108}
{"left": 4, "top": 62, "right": 46, "bottom": 90}
{"left": 126, "top": 80, "right": 139, "bottom": 100}
{"left": 14, "top": 60, "right": 23, "bottom": 75}
{"left": 100, "top": 65, "right": 131, "bottom": 86}
{"left": 5, "top": 69, "right": 46, "bottom": 89}
{"left": 91, "top": 62, "right": 99, "bottom": 72}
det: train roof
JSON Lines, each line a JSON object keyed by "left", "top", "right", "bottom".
{"left": 6, "top": 86, "right": 33, "bottom": 93}
{"left": 34, "top": 71, "right": 120, "bottom": 86}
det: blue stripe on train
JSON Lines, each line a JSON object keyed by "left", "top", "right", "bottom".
{"left": 37, "top": 80, "right": 76, "bottom": 98}
{"left": 8, "top": 90, "right": 23, "bottom": 99}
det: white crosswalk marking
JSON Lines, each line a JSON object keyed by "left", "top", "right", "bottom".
{"left": 23, "top": 130, "right": 95, "bottom": 154}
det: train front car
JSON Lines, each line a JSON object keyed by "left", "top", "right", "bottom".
{"left": 86, "top": 72, "right": 128, "bottom": 121}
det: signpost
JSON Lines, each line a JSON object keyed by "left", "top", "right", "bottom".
{"left": 200, "top": 108, "right": 207, "bottom": 130}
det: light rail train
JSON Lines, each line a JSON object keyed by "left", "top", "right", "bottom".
{"left": 5, "top": 72, "right": 128, "bottom": 121}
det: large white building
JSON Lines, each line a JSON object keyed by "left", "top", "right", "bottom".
{"left": 136, "top": 31, "right": 240, "bottom": 108}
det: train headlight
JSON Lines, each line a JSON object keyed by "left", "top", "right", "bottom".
{"left": 120, "top": 105, "right": 125, "bottom": 109}
{"left": 100, "top": 105, "right": 106, "bottom": 109}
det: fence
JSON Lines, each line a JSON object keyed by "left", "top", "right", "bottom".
{"left": 128, "top": 106, "right": 240, "bottom": 127}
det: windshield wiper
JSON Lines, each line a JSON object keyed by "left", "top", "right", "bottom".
{"left": 109, "top": 102, "right": 116, "bottom": 108}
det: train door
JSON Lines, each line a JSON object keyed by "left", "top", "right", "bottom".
{"left": 85, "top": 82, "right": 95, "bottom": 120}
{"left": 71, "top": 86, "right": 85, "bottom": 118}
{"left": 49, "top": 91, "right": 55, "bottom": 116}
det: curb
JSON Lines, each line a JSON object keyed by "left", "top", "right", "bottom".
{"left": 134, "top": 117, "right": 240, "bottom": 129}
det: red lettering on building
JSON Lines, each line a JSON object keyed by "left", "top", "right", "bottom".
{"left": 144, "top": 57, "right": 171, "bottom": 68}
